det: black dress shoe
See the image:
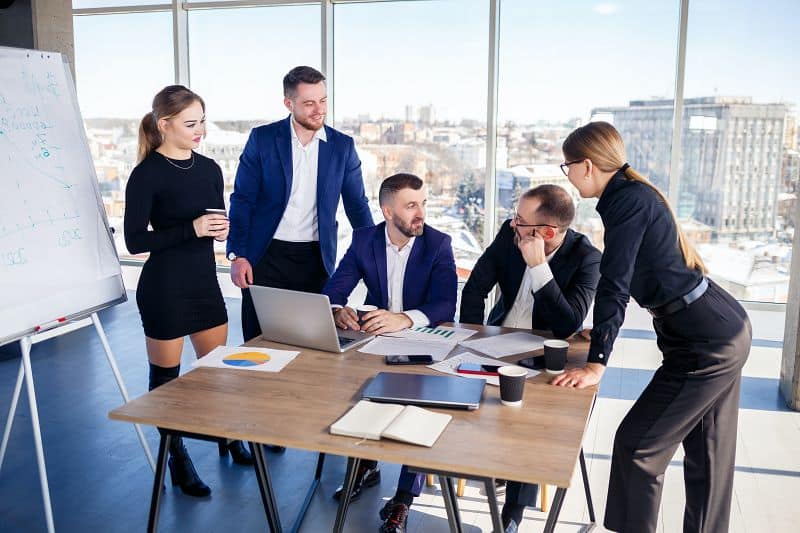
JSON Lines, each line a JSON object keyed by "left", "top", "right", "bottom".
{"left": 168, "top": 440, "right": 211, "bottom": 498}
{"left": 333, "top": 464, "right": 381, "bottom": 502}
{"left": 378, "top": 500, "right": 409, "bottom": 533}
{"left": 266, "top": 445, "right": 286, "bottom": 453}
{"left": 218, "top": 439, "right": 254, "bottom": 465}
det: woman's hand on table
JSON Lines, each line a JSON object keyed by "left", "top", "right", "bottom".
{"left": 550, "top": 362, "right": 605, "bottom": 389}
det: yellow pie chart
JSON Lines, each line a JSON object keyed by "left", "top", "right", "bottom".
{"left": 222, "top": 352, "right": 271, "bottom": 367}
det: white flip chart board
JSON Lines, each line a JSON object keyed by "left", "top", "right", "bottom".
{"left": 0, "top": 47, "right": 126, "bottom": 345}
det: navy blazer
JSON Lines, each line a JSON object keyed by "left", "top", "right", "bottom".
{"left": 460, "top": 221, "right": 601, "bottom": 338}
{"left": 322, "top": 222, "right": 458, "bottom": 326}
{"left": 227, "top": 116, "right": 374, "bottom": 273}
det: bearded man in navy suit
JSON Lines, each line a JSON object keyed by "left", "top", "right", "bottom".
{"left": 322, "top": 173, "right": 457, "bottom": 509}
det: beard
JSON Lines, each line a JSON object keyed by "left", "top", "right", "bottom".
{"left": 393, "top": 217, "right": 425, "bottom": 239}
{"left": 294, "top": 113, "right": 325, "bottom": 132}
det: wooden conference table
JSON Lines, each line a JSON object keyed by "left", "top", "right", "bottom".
{"left": 110, "top": 325, "right": 597, "bottom": 533}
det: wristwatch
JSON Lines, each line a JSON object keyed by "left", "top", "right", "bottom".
{"left": 227, "top": 252, "right": 240, "bottom": 261}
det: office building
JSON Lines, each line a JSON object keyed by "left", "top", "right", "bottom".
{"left": 593, "top": 97, "right": 787, "bottom": 240}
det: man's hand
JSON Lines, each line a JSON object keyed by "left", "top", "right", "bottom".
{"left": 517, "top": 233, "right": 547, "bottom": 267}
{"left": 230, "top": 258, "right": 253, "bottom": 289}
{"left": 550, "top": 362, "right": 605, "bottom": 389}
{"left": 334, "top": 306, "right": 361, "bottom": 331}
{"left": 361, "top": 309, "right": 413, "bottom": 335}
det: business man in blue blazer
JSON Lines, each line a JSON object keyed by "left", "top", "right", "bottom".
{"left": 321, "top": 174, "right": 457, "bottom": 512}
{"left": 323, "top": 181, "right": 457, "bottom": 333}
{"left": 227, "top": 66, "right": 374, "bottom": 347}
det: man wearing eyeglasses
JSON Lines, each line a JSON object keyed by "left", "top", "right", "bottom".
{"left": 460, "top": 183, "right": 601, "bottom": 531}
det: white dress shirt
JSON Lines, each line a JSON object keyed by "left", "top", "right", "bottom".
{"left": 273, "top": 118, "right": 327, "bottom": 242}
{"left": 502, "top": 248, "right": 558, "bottom": 329}
{"left": 385, "top": 227, "right": 429, "bottom": 327}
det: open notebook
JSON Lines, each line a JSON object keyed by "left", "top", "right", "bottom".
{"left": 330, "top": 400, "right": 452, "bottom": 447}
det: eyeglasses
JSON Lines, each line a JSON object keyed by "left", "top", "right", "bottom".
{"left": 560, "top": 160, "right": 582, "bottom": 176}
{"left": 512, "top": 213, "right": 558, "bottom": 230}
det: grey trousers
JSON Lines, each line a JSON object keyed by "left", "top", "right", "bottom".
{"left": 604, "top": 281, "right": 751, "bottom": 533}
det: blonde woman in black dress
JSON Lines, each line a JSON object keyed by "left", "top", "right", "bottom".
{"left": 124, "top": 85, "right": 252, "bottom": 497}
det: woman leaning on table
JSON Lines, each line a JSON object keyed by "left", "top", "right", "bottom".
{"left": 124, "top": 85, "right": 253, "bottom": 498}
{"left": 552, "top": 121, "right": 751, "bottom": 533}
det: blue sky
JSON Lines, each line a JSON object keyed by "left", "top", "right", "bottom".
{"left": 72, "top": 0, "right": 799, "bottom": 123}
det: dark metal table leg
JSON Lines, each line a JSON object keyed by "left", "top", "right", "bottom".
{"left": 147, "top": 433, "right": 171, "bottom": 533}
{"left": 250, "top": 442, "right": 283, "bottom": 532}
{"left": 579, "top": 448, "right": 596, "bottom": 524}
{"left": 439, "top": 476, "right": 464, "bottom": 533}
{"left": 543, "top": 487, "right": 567, "bottom": 533}
{"left": 289, "top": 453, "right": 326, "bottom": 533}
{"left": 484, "top": 477, "right": 503, "bottom": 533}
{"left": 333, "top": 457, "right": 361, "bottom": 533}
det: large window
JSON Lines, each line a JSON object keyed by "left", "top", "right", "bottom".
{"left": 334, "top": 0, "right": 489, "bottom": 279}
{"left": 71, "top": 0, "right": 798, "bottom": 304}
{"left": 188, "top": 4, "right": 320, "bottom": 263}
{"left": 496, "top": 0, "right": 680, "bottom": 249}
{"left": 73, "top": 11, "right": 174, "bottom": 259}
{"left": 680, "top": 0, "right": 799, "bottom": 303}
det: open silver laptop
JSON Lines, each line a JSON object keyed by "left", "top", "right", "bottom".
{"left": 249, "top": 285, "right": 374, "bottom": 353}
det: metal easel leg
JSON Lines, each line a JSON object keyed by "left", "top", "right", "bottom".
{"left": 0, "top": 359, "right": 24, "bottom": 471}
{"left": 92, "top": 313, "right": 155, "bottom": 471}
{"left": 20, "top": 336, "right": 55, "bottom": 533}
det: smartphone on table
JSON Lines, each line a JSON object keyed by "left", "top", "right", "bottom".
{"left": 516, "top": 355, "right": 545, "bottom": 370}
{"left": 385, "top": 355, "right": 434, "bottom": 365}
{"left": 456, "top": 362, "right": 501, "bottom": 376}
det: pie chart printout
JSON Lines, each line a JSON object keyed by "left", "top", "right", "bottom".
{"left": 222, "top": 352, "right": 272, "bottom": 367}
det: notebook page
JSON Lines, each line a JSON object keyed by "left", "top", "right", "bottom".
{"left": 330, "top": 401, "right": 405, "bottom": 441}
{"left": 381, "top": 405, "right": 452, "bottom": 447}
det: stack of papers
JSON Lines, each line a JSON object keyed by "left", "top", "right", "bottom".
{"left": 428, "top": 351, "right": 538, "bottom": 386}
{"left": 357, "top": 336, "right": 453, "bottom": 360}
{"left": 359, "top": 325, "right": 477, "bottom": 361}
{"left": 459, "top": 331, "right": 546, "bottom": 358}
{"left": 330, "top": 400, "right": 452, "bottom": 447}
{"left": 192, "top": 346, "right": 300, "bottom": 373}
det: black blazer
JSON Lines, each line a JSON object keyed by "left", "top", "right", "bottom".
{"left": 460, "top": 221, "right": 601, "bottom": 338}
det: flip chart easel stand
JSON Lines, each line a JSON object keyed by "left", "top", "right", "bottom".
{"left": 0, "top": 313, "right": 155, "bottom": 533}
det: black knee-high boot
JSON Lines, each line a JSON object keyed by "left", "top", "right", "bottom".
{"left": 149, "top": 363, "right": 211, "bottom": 498}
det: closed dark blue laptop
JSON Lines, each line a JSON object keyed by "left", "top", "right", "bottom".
{"left": 361, "top": 372, "right": 486, "bottom": 410}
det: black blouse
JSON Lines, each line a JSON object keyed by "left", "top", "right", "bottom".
{"left": 588, "top": 171, "right": 703, "bottom": 364}
{"left": 124, "top": 150, "right": 224, "bottom": 256}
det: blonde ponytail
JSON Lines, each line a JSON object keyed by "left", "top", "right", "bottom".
{"left": 621, "top": 166, "right": 707, "bottom": 274}
{"left": 137, "top": 112, "right": 161, "bottom": 163}
{"left": 563, "top": 121, "right": 707, "bottom": 275}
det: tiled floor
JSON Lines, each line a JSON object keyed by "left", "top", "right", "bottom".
{"left": 1, "top": 295, "right": 798, "bottom": 532}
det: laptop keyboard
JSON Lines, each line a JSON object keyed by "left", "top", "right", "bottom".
{"left": 338, "top": 335, "right": 357, "bottom": 347}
